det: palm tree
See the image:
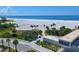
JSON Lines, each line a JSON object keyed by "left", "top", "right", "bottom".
{"left": 52, "top": 23, "right": 56, "bottom": 26}
{"left": 43, "top": 25, "right": 46, "bottom": 27}
{"left": 6, "top": 39, "right": 11, "bottom": 51}
{"left": 30, "top": 25, "right": 33, "bottom": 29}
{"left": 75, "top": 26, "right": 77, "bottom": 29}
{"left": 78, "top": 26, "right": 79, "bottom": 29}
{"left": 43, "top": 25, "right": 46, "bottom": 31}
{"left": 43, "top": 25, "right": 46, "bottom": 28}
{"left": 33, "top": 25, "right": 35, "bottom": 29}
{"left": 35, "top": 25, "right": 39, "bottom": 29}
{"left": 50, "top": 24, "right": 53, "bottom": 27}
{"left": 1, "top": 40, "right": 4, "bottom": 48}
{"left": 13, "top": 40, "right": 19, "bottom": 52}
{"left": 36, "top": 25, "right": 38, "bottom": 27}
{"left": 50, "top": 23, "right": 56, "bottom": 28}
{"left": 46, "top": 26, "right": 49, "bottom": 30}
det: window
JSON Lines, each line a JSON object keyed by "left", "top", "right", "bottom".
{"left": 59, "top": 40, "right": 70, "bottom": 46}
{"left": 71, "top": 37, "right": 79, "bottom": 46}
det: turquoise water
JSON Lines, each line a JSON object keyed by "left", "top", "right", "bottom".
{"left": 1, "top": 15, "right": 79, "bottom": 21}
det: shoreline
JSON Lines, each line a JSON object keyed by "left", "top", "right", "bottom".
{"left": 7, "top": 18, "right": 79, "bottom": 22}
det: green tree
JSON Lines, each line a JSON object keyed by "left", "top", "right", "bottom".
{"left": 1, "top": 40, "right": 4, "bottom": 48}
{"left": 43, "top": 25, "right": 46, "bottom": 27}
{"left": 52, "top": 28, "right": 56, "bottom": 30}
{"left": 36, "top": 25, "right": 38, "bottom": 27}
{"left": 45, "top": 30, "right": 52, "bottom": 35}
{"left": 78, "top": 26, "right": 79, "bottom": 29}
{"left": 30, "top": 25, "right": 33, "bottom": 29}
{"left": 51, "top": 23, "right": 56, "bottom": 27}
{"left": 24, "top": 31, "right": 38, "bottom": 41}
{"left": 13, "top": 40, "right": 19, "bottom": 52}
{"left": 12, "top": 30, "right": 17, "bottom": 38}
{"left": 59, "top": 28, "right": 72, "bottom": 36}
{"left": 52, "top": 23, "right": 56, "bottom": 26}
{"left": 51, "top": 28, "right": 58, "bottom": 35}
{"left": 46, "top": 26, "right": 49, "bottom": 30}
{"left": 60, "top": 26, "right": 66, "bottom": 29}
{"left": 39, "top": 30, "right": 42, "bottom": 35}
{"left": 6, "top": 39, "right": 11, "bottom": 51}
{"left": 75, "top": 26, "right": 77, "bottom": 29}
{"left": 36, "top": 25, "right": 39, "bottom": 29}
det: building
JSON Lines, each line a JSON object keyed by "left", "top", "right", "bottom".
{"left": 43, "top": 30, "right": 79, "bottom": 48}
{"left": 43, "top": 36, "right": 59, "bottom": 44}
{"left": 59, "top": 30, "right": 79, "bottom": 47}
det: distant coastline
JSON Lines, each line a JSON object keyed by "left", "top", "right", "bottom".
{"left": 7, "top": 18, "right": 79, "bottom": 22}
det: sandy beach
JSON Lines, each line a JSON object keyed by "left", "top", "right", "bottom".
{"left": 10, "top": 18, "right": 79, "bottom": 30}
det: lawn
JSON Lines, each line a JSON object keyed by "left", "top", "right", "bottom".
{"left": 0, "top": 45, "right": 16, "bottom": 52}
{"left": 0, "top": 27, "right": 15, "bottom": 38}
{"left": 36, "top": 40, "right": 61, "bottom": 52}
{"left": 16, "top": 29, "right": 41, "bottom": 41}
{"left": 0, "top": 28, "right": 41, "bottom": 41}
{"left": 9, "top": 48, "right": 16, "bottom": 52}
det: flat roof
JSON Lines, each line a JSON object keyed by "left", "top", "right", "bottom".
{"left": 60, "top": 30, "right": 79, "bottom": 42}
{"left": 44, "top": 35, "right": 59, "bottom": 41}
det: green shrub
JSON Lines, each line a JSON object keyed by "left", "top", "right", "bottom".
{"left": 45, "top": 26, "right": 72, "bottom": 36}
{"left": 36, "top": 40, "right": 61, "bottom": 52}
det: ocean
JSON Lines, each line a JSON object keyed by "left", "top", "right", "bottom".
{"left": 1, "top": 15, "right": 79, "bottom": 21}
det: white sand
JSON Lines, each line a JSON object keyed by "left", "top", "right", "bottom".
{"left": 11, "top": 18, "right": 79, "bottom": 30}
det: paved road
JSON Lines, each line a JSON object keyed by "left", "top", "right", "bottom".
{"left": 0, "top": 38, "right": 53, "bottom": 52}
{"left": 0, "top": 40, "right": 33, "bottom": 52}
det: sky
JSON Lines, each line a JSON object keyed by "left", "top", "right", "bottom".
{"left": 0, "top": 6, "right": 79, "bottom": 16}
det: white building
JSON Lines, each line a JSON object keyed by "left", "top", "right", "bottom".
{"left": 59, "top": 30, "right": 79, "bottom": 47}
{"left": 43, "top": 30, "right": 79, "bottom": 48}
